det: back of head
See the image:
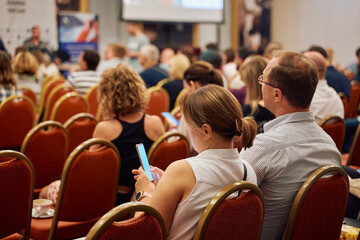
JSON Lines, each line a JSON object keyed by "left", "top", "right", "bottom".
{"left": 178, "top": 45, "right": 196, "bottom": 64}
{"left": 160, "top": 48, "right": 175, "bottom": 64}
{"left": 180, "top": 84, "right": 257, "bottom": 148}
{"left": 31, "top": 50, "right": 49, "bottom": 66}
{"left": 224, "top": 48, "right": 236, "bottom": 63}
{"left": 269, "top": 51, "right": 318, "bottom": 109}
{"left": 14, "top": 46, "right": 28, "bottom": 57}
{"left": 183, "top": 61, "right": 223, "bottom": 87}
{"left": 264, "top": 42, "right": 283, "bottom": 59}
{"left": 206, "top": 43, "right": 218, "bottom": 51}
{"left": 308, "top": 45, "right": 328, "bottom": 59}
{"left": 169, "top": 53, "right": 191, "bottom": 80}
{"left": 0, "top": 50, "right": 16, "bottom": 86}
{"left": 99, "top": 63, "right": 149, "bottom": 117}
{"left": 240, "top": 55, "right": 269, "bottom": 103}
{"left": 303, "top": 51, "right": 326, "bottom": 80}
{"left": 83, "top": 49, "right": 100, "bottom": 70}
{"left": 140, "top": 44, "right": 160, "bottom": 62}
{"left": 108, "top": 43, "right": 126, "bottom": 59}
{"left": 13, "top": 51, "right": 39, "bottom": 75}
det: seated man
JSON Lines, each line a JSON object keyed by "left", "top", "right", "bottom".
{"left": 97, "top": 43, "right": 126, "bottom": 74}
{"left": 139, "top": 44, "right": 168, "bottom": 87}
{"left": 304, "top": 51, "right": 344, "bottom": 123}
{"left": 240, "top": 51, "right": 341, "bottom": 240}
{"left": 67, "top": 49, "right": 100, "bottom": 95}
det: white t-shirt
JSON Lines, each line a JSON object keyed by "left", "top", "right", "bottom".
{"left": 167, "top": 148, "right": 257, "bottom": 240}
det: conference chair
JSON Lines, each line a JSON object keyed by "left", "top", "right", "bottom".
{"left": 0, "top": 95, "right": 36, "bottom": 150}
{"left": 282, "top": 165, "right": 349, "bottom": 240}
{"left": 38, "top": 78, "right": 64, "bottom": 114}
{"left": 0, "top": 150, "right": 35, "bottom": 240}
{"left": 155, "top": 78, "right": 169, "bottom": 88}
{"left": 338, "top": 92, "right": 348, "bottom": 114}
{"left": 21, "top": 121, "right": 69, "bottom": 197}
{"left": 85, "top": 84, "right": 99, "bottom": 117}
{"left": 345, "top": 82, "right": 360, "bottom": 118}
{"left": 29, "top": 138, "right": 120, "bottom": 240}
{"left": 173, "top": 88, "right": 187, "bottom": 110}
{"left": 148, "top": 132, "right": 190, "bottom": 171}
{"left": 193, "top": 181, "right": 265, "bottom": 240}
{"left": 85, "top": 202, "right": 167, "bottom": 240}
{"left": 318, "top": 115, "right": 345, "bottom": 152}
{"left": 43, "top": 83, "right": 74, "bottom": 121}
{"left": 145, "top": 86, "right": 170, "bottom": 125}
{"left": 64, "top": 113, "right": 98, "bottom": 153}
{"left": 50, "top": 92, "right": 89, "bottom": 124}
{"left": 342, "top": 124, "right": 360, "bottom": 168}
{"left": 19, "top": 86, "right": 37, "bottom": 107}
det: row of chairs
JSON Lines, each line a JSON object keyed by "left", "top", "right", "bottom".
{"left": 87, "top": 165, "right": 348, "bottom": 240}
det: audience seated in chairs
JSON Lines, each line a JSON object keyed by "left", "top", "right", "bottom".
{"left": 239, "top": 51, "right": 342, "bottom": 240}
{"left": 241, "top": 55, "right": 274, "bottom": 133}
{"left": 133, "top": 85, "right": 257, "bottom": 239}
{"left": 88, "top": 65, "right": 164, "bottom": 205}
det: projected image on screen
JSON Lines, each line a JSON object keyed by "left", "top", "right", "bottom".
{"left": 122, "top": 0, "right": 224, "bottom": 23}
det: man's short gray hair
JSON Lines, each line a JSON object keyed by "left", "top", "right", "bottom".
{"left": 140, "top": 44, "right": 160, "bottom": 62}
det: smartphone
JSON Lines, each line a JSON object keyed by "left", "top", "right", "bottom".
{"left": 136, "top": 143, "right": 154, "bottom": 182}
{"left": 162, "top": 112, "right": 179, "bottom": 126}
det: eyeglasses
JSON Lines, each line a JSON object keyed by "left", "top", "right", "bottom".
{"left": 258, "top": 75, "right": 280, "bottom": 89}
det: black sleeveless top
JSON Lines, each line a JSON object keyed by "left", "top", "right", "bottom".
{"left": 111, "top": 114, "right": 153, "bottom": 189}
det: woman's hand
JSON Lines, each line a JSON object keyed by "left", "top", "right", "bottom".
{"left": 149, "top": 167, "right": 164, "bottom": 185}
{"left": 133, "top": 167, "right": 155, "bottom": 194}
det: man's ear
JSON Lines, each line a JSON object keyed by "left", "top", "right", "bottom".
{"left": 201, "top": 124, "right": 213, "bottom": 140}
{"left": 273, "top": 88, "right": 283, "bottom": 102}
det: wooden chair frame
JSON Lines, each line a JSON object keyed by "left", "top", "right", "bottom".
{"left": 193, "top": 181, "right": 265, "bottom": 240}
{"left": 85, "top": 202, "right": 167, "bottom": 240}
{"left": 63, "top": 112, "right": 97, "bottom": 129}
{"left": 155, "top": 78, "right": 169, "bottom": 88}
{"left": 173, "top": 88, "right": 187, "bottom": 110}
{"left": 48, "top": 138, "right": 120, "bottom": 239}
{"left": 147, "top": 132, "right": 190, "bottom": 162}
{"left": 282, "top": 165, "right": 349, "bottom": 240}
{"left": 0, "top": 150, "right": 35, "bottom": 240}
{"left": 43, "top": 83, "right": 73, "bottom": 121}
{"left": 50, "top": 92, "right": 89, "bottom": 122}
{"left": 318, "top": 115, "right": 344, "bottom": 127}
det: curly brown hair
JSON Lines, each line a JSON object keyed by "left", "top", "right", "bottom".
{"left": 99, "top": 64, "right": 149, "bottom": 117}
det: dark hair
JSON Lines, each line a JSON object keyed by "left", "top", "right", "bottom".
{"left": 0, "top": 51, "right": 16, "bottom": 86}
{"left": 238, "top": 46, "right": 255, "bottom": 60}
{"left": 224, "top": 48, "right": 235, "bottom": 63}
{"left": 269, "top": 51, "right": 318, "bottom": 109}
{"left": 356, "top": 47, "right": 360, "bottom": 58}
{"left": 14, "top": 46, "right": 28, "bottom": 56}
{"left": 83, "top": 49, "right": 100, "bottom": 70}
{"left": 183, "top": 61, "right": 223, "bottom": 87}
{"left": 308, "top": 45, "right": 328, "bottom": 59}
{"left": 206, "top": 43, "right": 218, "bottom": 51}
{"left": 211, "top": 52, "right": 222, "bottom": 69}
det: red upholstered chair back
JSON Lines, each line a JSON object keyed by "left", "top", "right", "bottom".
{"left": 64, "top": 113, "right": 98, "bottom": 153}
{"left": 345, "top": 124, "right": 360, "bottom": 167}
{"left": 338, "top": 92, "right": 348, "bottom": 115}
{"left": 0, "top": 95, "right": 36, "bottom": 149}
{"left": 21, "top": 121, "right": 69, "bottom": 190}
{"left": 345, "top": 83, "right": 360, "bottom": 118}
{"left": 20, "top": 86, "right": 37, "bottom": 107}
{"left": 50, "top": 92, "right": 89, "bottom": 124}
{"left": 86, "top": 85, "right": 99, "bottom": 117}
{"left": 318, "top": 115, "right": 345, "bottom": 152}
{"left": 148, "top": 132, "right": 190, "bottom": 171}
{"left": 51, "top": 139, "right": 120, "bottom": 231}
{"left": 282, "top": 165, "right": 349, "bottom": 240}
{"left": 0, "top": 151, "right": 34, "bottom": 240}
{"left": 86, "top": 202, "right": 166, "bottom": 240}
{"left": 38, "top": 79, "right": 64, "bottom": 113}
{"left": 194, "top": 181, "right": 265, "bottom": 240}
{"left": 145, "top": 87, "right": 170, "bottom": 125}
{"left": 43, "top": 84, "right": 74, "bottom": 121}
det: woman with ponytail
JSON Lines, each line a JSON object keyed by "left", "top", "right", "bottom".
{"left": 133, "top": 84, "right": 257, "bottom": 240}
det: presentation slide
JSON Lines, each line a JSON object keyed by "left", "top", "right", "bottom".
{"left": 122, "top": 0, "right": 224, "bottom": 23}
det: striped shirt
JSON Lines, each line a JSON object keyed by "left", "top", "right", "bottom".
{"left": 0, "top": 85, "right": 20, "bottom": 104}
{"left": 67, "top": 70, "right": 100, "bottom": 95}
{"left": 240, "top": 111, "right": 341, "bottom": 240}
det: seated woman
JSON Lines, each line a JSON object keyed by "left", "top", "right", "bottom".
{"left": 13, "top": 51, "right": 41, "bottom": 101}
{"left": 40, "top": 64, "right": 165, "bottom": 204}
{"left": 241, "top": 55, "right": 275, "bottom": 133}
{"left": 133, "top": 84, "right": 258, "bottom": 239}
{"left": 0, "top": 50, "right": 20, "bottom": 103}
{"left": 162, "top": 53, "right": 191, "bottom": 111}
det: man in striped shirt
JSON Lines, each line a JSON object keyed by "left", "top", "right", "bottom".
{"left": 67, "top": 49, "right": 100, "bottom": 95}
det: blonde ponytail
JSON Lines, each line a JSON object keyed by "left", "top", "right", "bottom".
{"left": 240, "top": 117, "right": 257, "bottom": 149}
